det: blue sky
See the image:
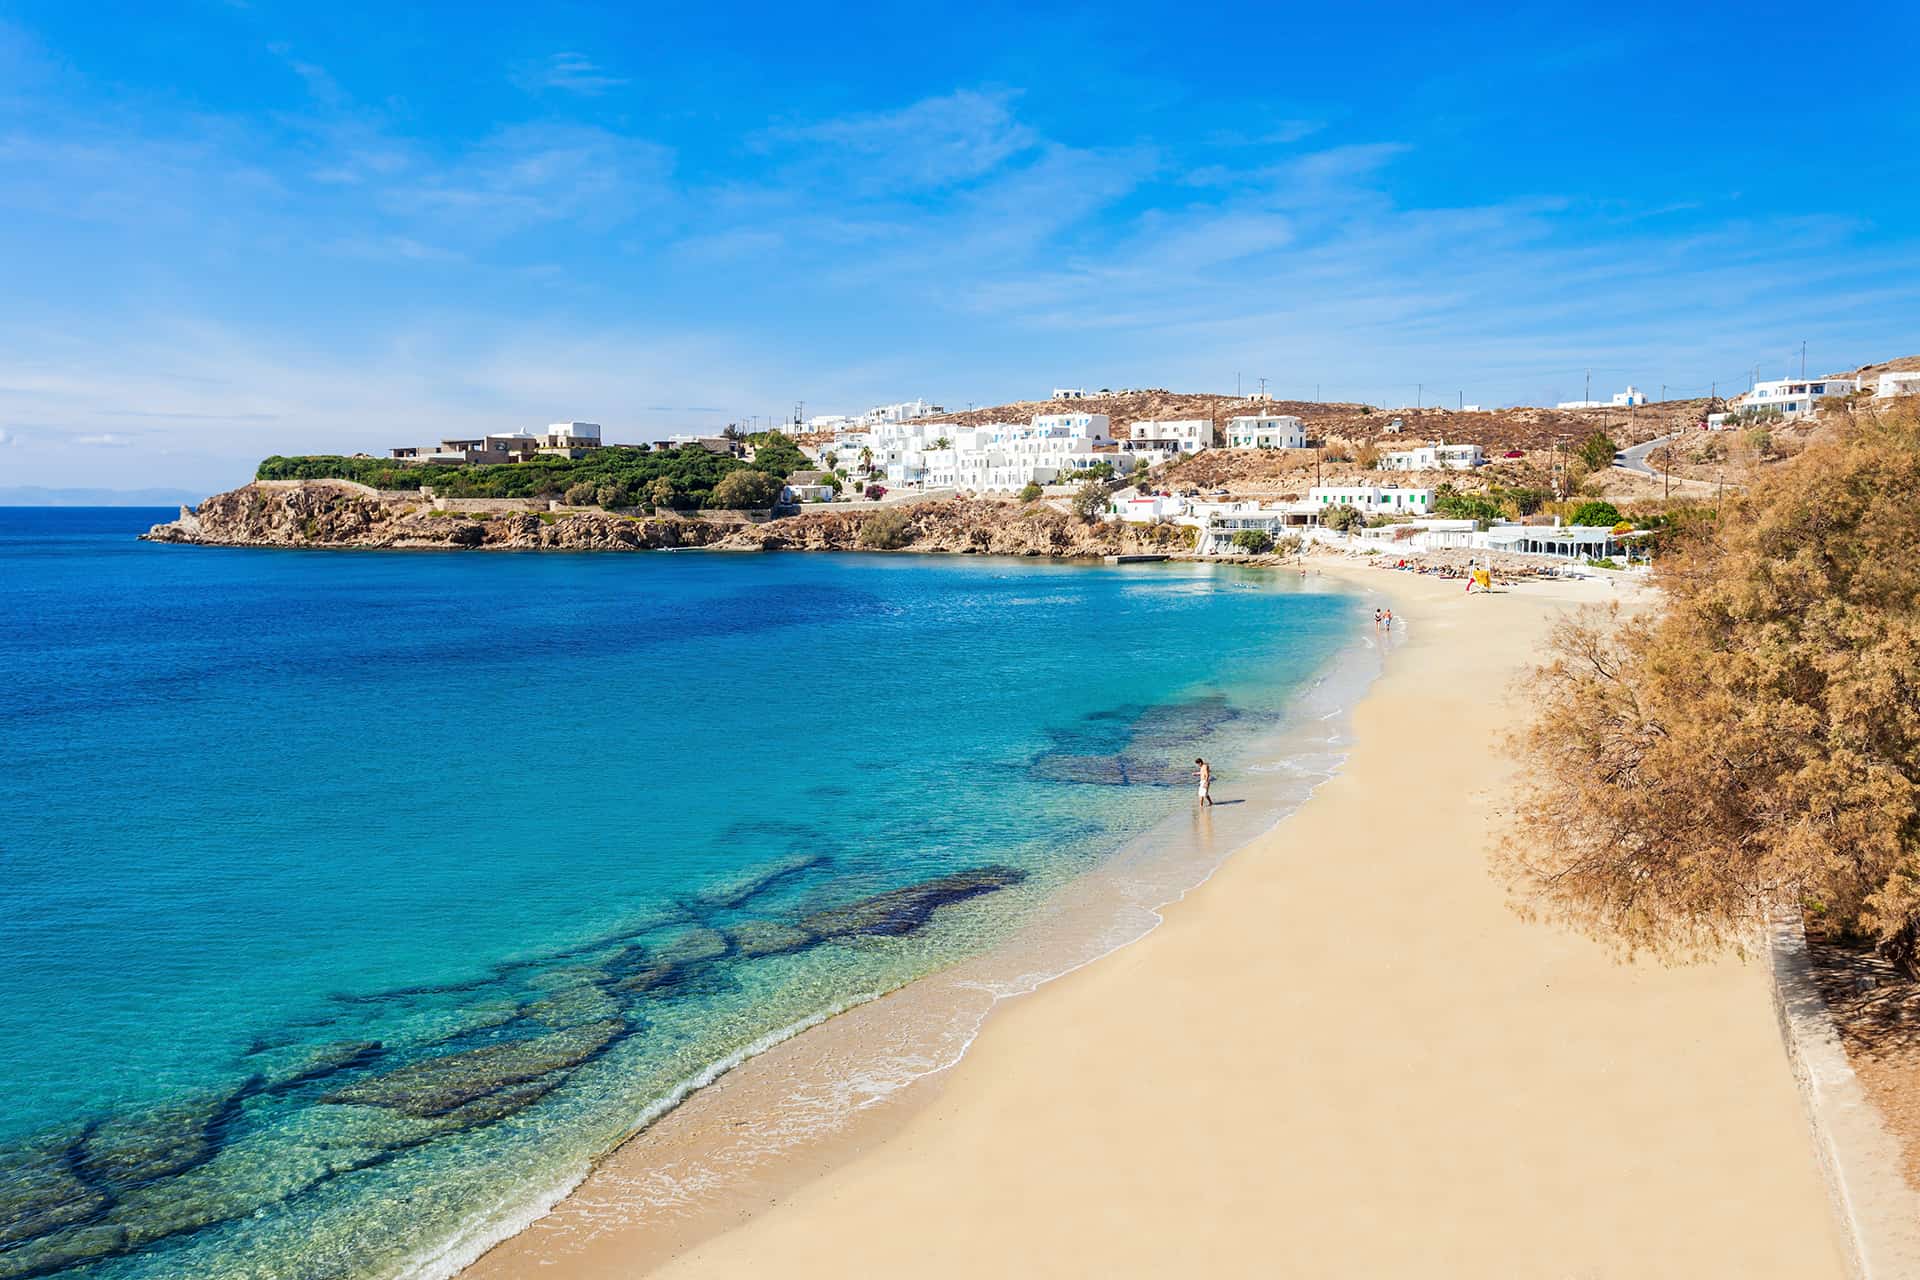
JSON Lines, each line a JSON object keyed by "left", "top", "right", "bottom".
{"left": 1, "top": 0, "right": 1915, "bottom": 492}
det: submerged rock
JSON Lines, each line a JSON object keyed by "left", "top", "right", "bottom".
{"left": 1031, "top": 753, "right": 1195, "bottom": 787}
{"left": 802, "top": 867, "right": 1029, "bottom": 940}
{"left": 76, "top": 1079, "right": 257, "bottom": 1190}
{"left": 726, "top": 920, "right": 821, "bottom": 959}
{"left": 521, "top": 983, "right": 621, "bottom": 1029}
{"left": 606, "top": 964, "right": 680, "bottom": 997}
{"left": 433, "top": 1079, "right": 559, "bottom": 1128}
{"left": 0, "top": 1221, "right": 127, "bottom": 1280}
{"left": 694, "top": 853, "right": 830, "bottom": 910}
{"left": 0, "top": 1137, "right": 104, "bottom": 1248}
{"left": 322, "top": 1019, "right": 623, "bottom": 1117}
{"left": 106, "top": 1132, "right": 382, "bottom": 1252}
{"left": 653, "top": 928, "right": 730, "bottom": 967}
{"left": 259, "top": 1040, "right": 384, "bottom": 1094}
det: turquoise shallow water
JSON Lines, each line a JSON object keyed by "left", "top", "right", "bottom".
{"left": 0, "top": 508, "right": 1364, "bottom": 1278}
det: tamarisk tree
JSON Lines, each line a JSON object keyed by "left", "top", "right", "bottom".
{"left": 1499, "top": 404, "right": 1920, "bottom": 969}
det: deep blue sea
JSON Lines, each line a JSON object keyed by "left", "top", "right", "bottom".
{"left": 0, "top": 507, "right": 1366, "bottom": 1278}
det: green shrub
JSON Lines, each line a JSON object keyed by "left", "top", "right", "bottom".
{"left": 1576, "top": 430, "right": 1619, "bottom": 472}
{"left": 1230, "top": 529, "right": 1274, "bottom": 554}
{"left": 1070, "top": 480, "right": 1110, "bottom": 523}
{"left": 1018, "top": 481, "right": 1043, "bottom": 503}
{"left": 858, "top": 507, "right": 914, "bottom": 549}
{"left": 1570, "top": 500, "right": 1624, "bottom": 527}
{"left": 710, "top": 468, "right": 783, "bottom": 509}
{"left": 564, "top": 481, "right": 598, "bottom": 506}
{"left": 1322, "top": 504, "right": 1362, "bottom": 532}
{"left": 596, "top": 482, "right": 631, "bottom": 509}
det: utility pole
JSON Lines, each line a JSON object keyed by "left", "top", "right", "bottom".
{"left": 1258, "top": 376, "right": 1268, "bottom": 398}
{"left": 1585, "top": 368, "right": 1591, "bottom": 405}
{"left": 1801, "top": 340, "right": 1807, "bottom": 379}
{"left": 1236, "top": 372, "right": 1242, "bottom": 398}
{"left": 1457, "top": 390, "right": 1463, "bottom": 411}
{"left": 1416, "top": 382, "right": 1423, "bottom": 409}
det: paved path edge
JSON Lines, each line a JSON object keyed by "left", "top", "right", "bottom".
{"left": 1770, "top": 917, "right": 1920, "bottom": 1280}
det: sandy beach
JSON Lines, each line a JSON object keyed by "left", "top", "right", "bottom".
{"left": 466, "top": 561, "right": 1849, "bottom": 1278}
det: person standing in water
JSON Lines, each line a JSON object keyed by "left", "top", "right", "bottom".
{"left": 1194, "top": 757, "right": 1213, "bottom": 807}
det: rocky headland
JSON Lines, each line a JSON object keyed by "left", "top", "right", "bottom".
{"left": 141, "top": 481, "right": 1199, "bottom": 559}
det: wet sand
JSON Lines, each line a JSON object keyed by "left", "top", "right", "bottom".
{"left": 466, "top": 562, "right": 1849, "bottom": 1278}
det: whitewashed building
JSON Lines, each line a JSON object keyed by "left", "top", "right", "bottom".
{"left": 1874, "top": 372, "right": 1920, "bottom": 399}
{"left": 1225, "top": 415, "right": 1307, "bottom": 449}
{"left": 1557, "top": 386, "right": 1647, "bottom": 410}
{"left": 1732, "top": 376, "right": 1860, "bottom": 420}
{"left": 1051, "top": 387, "right": 1091, "bottom": 401}
{"left": 1130, "top": 419, "right": 1215, "bottom": 454}
{"left": 1308, "top": 484, "right": 1434, "bottom": 515}
{"left": 1379, "top": 442, "right": 1486, "bottom": 471}
{"left": 824, "top": 412, "right": 1138, "bottom": 493}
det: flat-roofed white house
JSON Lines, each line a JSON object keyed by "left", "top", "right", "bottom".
{"left": 1379, "top": 442, "right": 1486, "bottom": 471}
{"left": 1051, "top": 387, "right": 1091, "bottom": 400}
{"left": 1130, "top": 419, "right": 1215, "bottom": 454}
{"left": 544, "top": 421, "right": 601, "bottom": 445}
{"left": 1557, "top": 386, "right": 1647, "bottom": 410}
{"left": 1225, "top": 415, "right": 1306, "bottom": 449}
{"left": 1308, "top": 484, "right": 1434, "bottom": 514}
{"left": 1732, "top": 376, "right": 1860, "bottom": 420}
{"left": 1874, "top": 371, "right": 1920, "bottom": 399}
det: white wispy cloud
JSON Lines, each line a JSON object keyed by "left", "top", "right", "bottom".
{"left": 385, "top": 123, "right": 674, "bottom": 236}
{"left": 758, "top": 89, "right": 1039, "bottom": 190}
{"left": 514, "top": 52, "right": 629, "bottom": 95}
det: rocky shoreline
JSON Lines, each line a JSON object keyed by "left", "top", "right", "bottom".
{"left": 140, "top": 481, "right": 1200, "bottom": 559}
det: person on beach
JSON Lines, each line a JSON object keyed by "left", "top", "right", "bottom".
{"left": 1194, "top": 757, "right": 1213, "bottom": 807}
{"left": 1373, "top": 607, "right": 1383, "bottom": 628}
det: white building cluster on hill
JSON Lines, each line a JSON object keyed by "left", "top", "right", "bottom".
{"left": 804, "top": 412, "right": 1159, "bottom": 492}
{"left": 792, "top": 399, "right": 945, "bottom": 435}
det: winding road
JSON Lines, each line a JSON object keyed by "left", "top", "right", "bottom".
{"left": 1614, "top": 432, "right": 1680, "bottom": 478}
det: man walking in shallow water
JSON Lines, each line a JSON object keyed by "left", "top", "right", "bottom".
{"left": 1195, "top": 757, "right": 1213, "bottom": 807}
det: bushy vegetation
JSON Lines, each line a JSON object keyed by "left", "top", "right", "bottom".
{"left": 1432, "top": 482, "right": 1552, "bottom": 524}
{"left": 710, "top": 468, "right": 783, "bottom": 509}
{"left": 743, "top": 432, "right": 808, "bottom": 477}
{"left": 1499, "top": 403, "right": 1920, "bottom": 971}
{"left": 1576, "top": 429, "right": 1618, "bottom": 471}
{"left": 1070, "top": 479, "right": 1111, "bottom": 523}
{"left": 858, "top": 507, "right": 914, "bottom": 549}
{"left": 1230, "top": 529, "right": 1274, "bottom": 554}
{"left": 1568, "top": 500, "right": 1623, "bottom": 527}
{"left": 1017, "top": 481, "right": 1044, "bottom": 503}
{"left": 1322, "top": 503, "right": 1362, "bottom": 532}
{"left": 257, "top": 445, "right": 760, "bottom": 509}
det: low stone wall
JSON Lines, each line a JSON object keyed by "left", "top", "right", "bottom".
{"left": 430, "top": 497, "right": 551, "bottom": 514}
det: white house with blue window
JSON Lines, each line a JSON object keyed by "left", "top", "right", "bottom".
{"left": 1733, "top": 376, "right": 1859, "bottom": 420}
